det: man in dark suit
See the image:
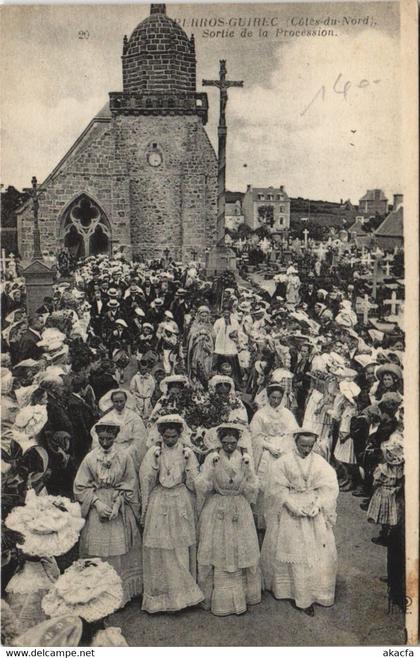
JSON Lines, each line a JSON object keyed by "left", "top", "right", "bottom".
{"left": 17, "top": 315, "right": 44, "bottom": 361}
{"left": 67, "top": 373, "right": 97, "bottom": 468}
{"left": 90, "top": 288, "right": 106, "bottom": 337}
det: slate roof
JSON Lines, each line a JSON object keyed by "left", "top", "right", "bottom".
{"left": 375, "top": 207, "right": 404, "bottom": 237}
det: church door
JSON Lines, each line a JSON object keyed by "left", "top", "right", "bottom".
{"left": 62, "top": 195, "right": 111, "bottom": 259}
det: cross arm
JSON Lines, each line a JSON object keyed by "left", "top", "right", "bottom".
{"left": 202, "top": 79, "right": 221, "bottom": 87}
{"left": 23, "top": 187, "right": 46, "bottom": 196}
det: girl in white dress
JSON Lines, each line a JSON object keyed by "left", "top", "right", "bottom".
{"left": 333, "top": 381, "right": 361, "bottom": 491}
{"left": 196, "top": 423, "right": 261, "bottom": 616}
{"left": 140, "top": 414, "right": 204, "bottom": 613}
{"left": 250, "top": 384, "right": 299, "bottom": 530}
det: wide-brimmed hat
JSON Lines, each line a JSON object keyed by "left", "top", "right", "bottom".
{"left": 375, "top": 363, "right": 403, "bottom": 380}
{"left": 293, "top": 427, "right": 319, "bottom": 439}
{"left": 333, "top": 367, "right": 358, "bottom": 381}
{"left": 216, "top": 421, "right": 245, "bottom": 436}
{"left": 156, "top": 414, "right": 185, "bottom": 429}
{"left": 13, "top": 404, "right": 48, "bottom": 439}
{"left": 94, "top": 419, "right": 121, "bottom": 435}
{"left": 107, "top": 299, "right": 120, "bottom": 309}
{"left": 107, "top": 288, "right": 119, "bottom": 298}
{"left": 5, "top": 489, "right": 84, "bottom": 558}
{"left": 12, "top": 615, "right": 83, "bottom": 648}
{"left": 161, "top": 320, "right": 179, "bottom": 335}
{"left": 208, "top": 374, "right": 235, "bottom": 392}
{"left": 377, "top": 391, "right": 403, "bottom": 406}
{"left": 271, "top": 368, "right": 294, "bottom": 382}
{"left": 37, "top": 328, "right": 66, "bottom": 351}
{"left": 160, "top": 374, "right": 188, "bottom": 394}
{"left": 353, "top": 354, "right": 377, "bottom": 369}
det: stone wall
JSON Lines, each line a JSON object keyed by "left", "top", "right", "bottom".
{"left": 17, "top": 113, "right": 217, "bottom": 264}
{"left": 17, "top": 119, "right": 131, "bottom": 260}
{"left": 113, "top": 113, "right": 217, "bottom": 261}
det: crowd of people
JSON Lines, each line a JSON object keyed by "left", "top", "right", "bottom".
{"left": 1, "top": 249, "right": 405, "bottom": 644}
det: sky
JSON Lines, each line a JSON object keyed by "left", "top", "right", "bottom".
{"left": 1, "top": 1, "right": 401, "bottom": 203}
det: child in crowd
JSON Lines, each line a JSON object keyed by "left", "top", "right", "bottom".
{"left": 367, "top": 433, "right": 404, "bottom": 545}
{"left": 129, "top": 355, "right": 156, "bottom": 421}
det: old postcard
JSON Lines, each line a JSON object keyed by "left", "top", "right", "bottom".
{"left": 0, "top": 0, "right": 418, "bottom": 649}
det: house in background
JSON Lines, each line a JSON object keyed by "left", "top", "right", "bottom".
{"left": 358, "top": 189, "right": 388, "bottom": 216}
{"left": 225, "top": 191, "right": 244, "bottom": 232}
{"left": 242, "top": 185, "right": 290, "bottom": 233}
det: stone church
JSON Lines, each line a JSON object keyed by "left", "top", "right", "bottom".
{"left": 17, "top": 4, "right": 218, "bottom": 262}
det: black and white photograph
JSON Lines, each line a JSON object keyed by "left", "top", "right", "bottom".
{"left": 0, "top": 0, "right": 418, "bottom": 649}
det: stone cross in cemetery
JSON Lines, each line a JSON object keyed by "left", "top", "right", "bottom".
{"left": 383, "top": 256, "right": 393, "bottom": 277}
{"left": 358, "top": 294, "right": 378, "bottom": 325}
{"left": 383, "top": 290, "right": 404, "bottom": 317}
{"left": 361, "top": 251, "right": 372, "bottom": 267}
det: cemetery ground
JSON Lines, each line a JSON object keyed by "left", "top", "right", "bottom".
{"left": 107, "top": 482, "right": 405, "bottom": 646}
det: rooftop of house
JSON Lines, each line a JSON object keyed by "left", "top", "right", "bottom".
{"left": 245, "top": 186, "right": 289, "bottom": 200}
{"left": 375, "top": 206, "right": 404, "bottom": 237}
{"left": 359, "top": 189, "right": 388, "bottom": 202}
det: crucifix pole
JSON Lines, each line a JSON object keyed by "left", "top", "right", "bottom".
{"left": 23, "top": 176, "right": 45, "bottom": 260}
{"left": 203, "top": 60, "right": 243, "bottom": 246}
{"left": 21, "top": 175, "right": 56, "bottom": 318}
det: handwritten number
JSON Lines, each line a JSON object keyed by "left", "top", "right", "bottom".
{"left": 301, "top": 75, "right": 381, "bottom": 116}
{"left": 78, "top": 30, "right": 90, "bottom": 40}
{"left": 300, "top": 85, "right": 326, "bottom": 117}
{"left": 332, "top": 73, "right": 352, "bottom": 99}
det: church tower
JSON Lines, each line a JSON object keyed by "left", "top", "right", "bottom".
{"left": 109, "top": 3, "right": 217, "bottom": 261}
{"left": 17, "top": 4, "right": 217, "bottom": 263}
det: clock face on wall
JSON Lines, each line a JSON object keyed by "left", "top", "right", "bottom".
{"left": 147, "top": 151, "right": 162, "bottom": 168}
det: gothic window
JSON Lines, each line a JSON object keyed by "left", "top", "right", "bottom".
{"left": 62, "top": 195, "right": 111, "bottom": 259}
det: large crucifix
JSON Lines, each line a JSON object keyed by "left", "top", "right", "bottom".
{"left": 203, "top": 60, "right": 243, "bottom": 245}
{"left": 23, "top": 176, "right": 45, "bottom": 260}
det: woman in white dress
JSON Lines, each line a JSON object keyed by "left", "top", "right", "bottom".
{"left": 74, "top": 420, "right": 143, "bottom": 606}
{"left": 261, "top": 428, "right": 339, "bottom": 616}
{"left": 250, "top": 384, "right": 299, "bottom": 530}
{"left": 139, "top": 414, "right": 204, "bottom": 613}
{"left": 196, "top": 422, "right": 261, "bottom": 616}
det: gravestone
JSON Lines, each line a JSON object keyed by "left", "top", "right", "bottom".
{"left": 22, "top": 259, "right": 56, "bottom": 318}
